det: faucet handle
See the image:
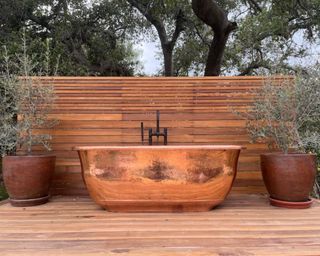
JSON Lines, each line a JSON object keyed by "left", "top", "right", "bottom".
{"left": 148, "top": 128, "right": 153, "bottom": 145}
{"left": 164, "top": 128, "right": 168, "bottom": 145}
{"left": 141, "top": 122, "right": 144, "bottom": 145}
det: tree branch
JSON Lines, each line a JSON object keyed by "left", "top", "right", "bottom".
{"left": 238, "top": 62, "right": 268, "bottom": 76}
{"left": 192, "top": 23, "right": 211, "bottom": 47}
{"left": 246, "top": 0, "right": 262, "bottom": 13}
{"left": 27, "top": 0, "right": 68, "bottom": 32}
{"left": 127, "top": 0, "right": 168, "bottom": 43}
{"left": 192, "top": 0, "right": 237, "bottom": 76}
{"left": 171, "top": 9, "right": 186, "bottom": 46}
{"left": 127, "top": 0, "right": 186, "bottom": 76}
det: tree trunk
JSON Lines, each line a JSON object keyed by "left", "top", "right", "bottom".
{"left": 205, "top": 31, "right": 228, "bottom": 76}
{"left": 126, "top": 0, "right": 185, "bottom": 76}
{"left": 162, "top": 44, "right": 174, "bottom": 76}
{"left": 192, "top": 0, "right": 237, "bottom": 76}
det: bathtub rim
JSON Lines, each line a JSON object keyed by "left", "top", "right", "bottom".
{"left": 73, "top": 145, "right": 245, "bottom": 151}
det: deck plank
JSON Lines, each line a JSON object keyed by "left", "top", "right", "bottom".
{"left": 1, "top": 194, "right": 319, "bottom": 255}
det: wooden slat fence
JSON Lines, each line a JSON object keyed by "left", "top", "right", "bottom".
{"left": 35, "top": 77, "right": 279, "bottom": 195}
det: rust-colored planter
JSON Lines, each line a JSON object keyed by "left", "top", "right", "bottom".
{"left": 3, "top": 154, "right": 56, "bottom": 207}
{"left": 261, "top": 153, "right": 316, "bottom": 209}
{"left": 75, "top": 145, "right": 242, "bottom": 212}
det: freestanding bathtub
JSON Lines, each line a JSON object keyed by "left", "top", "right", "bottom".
{"left": 75, "top": 145, "right": 242, "bottom": 212}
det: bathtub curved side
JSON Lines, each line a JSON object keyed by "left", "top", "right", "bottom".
{"left": 77, "top": 147, "right": 241, "bottom": 212}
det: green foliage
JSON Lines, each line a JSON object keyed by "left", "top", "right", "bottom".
{"left": 126, "top": 0, "right": 192, "bottom": 75}
{"left": 242, "top": 69, "right": 320, "bottom": 154}
{"left": 0, "top": 183, "right": 8, "bottom": 201}
{"left": 1, "top": 0, "right": 320, "bottom": 76}
{"left": 173, "top": 37, "right": 207, "bottom": 76}
{"left": 0, "top": 0, "right": 142, "bottom": 76}
{"left": 313, "top": 150, "right": 320, "bottom": 198}
{"left": 170, "top": 0, "right": 320, "bottom": 76}
{"left": 0, "top": 158, "right": 8, "bottom": 201}
{"left": 239, "top": 65, "right": 320, "bottom": 198}
{"left": 0, "top": 46, "right": 20, "bottom": 156}
{"left": 0, "top": 31, "right": 58, "bottom": 156}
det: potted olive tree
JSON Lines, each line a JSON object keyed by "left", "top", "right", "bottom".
{"left": 243, "top": 73, "right": 320, "bottom": 209}
{"left": 0, "top": 36, "right": 58, "bottom": 207}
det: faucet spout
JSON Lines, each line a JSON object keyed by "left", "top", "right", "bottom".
{"left": 141, "top": 110, "right": 168, "bottom": 145}
{"left": 156, "top": 110, "right": 160, "bottom": 134}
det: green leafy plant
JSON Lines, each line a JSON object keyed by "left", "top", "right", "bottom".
{"left": 312, "top": 150, "right": 320, "bottom": 198}
{"left": 243, "top": 74, "right": 320, "bottom": 154}
{"left": 0, "top": 180, "right": 8, "bottom": 201}
{"left": 0, "top": 46, "right": 19, "bottom": 156}
{"left": 0, "top": 32, "right": 59, "bottom": 157}
{"left": 240, "top": 70, "right": 320, "bottom": 197}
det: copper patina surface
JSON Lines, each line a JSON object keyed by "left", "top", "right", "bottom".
{"left": 76, "top": 145, "right": 242, "bottom": 212}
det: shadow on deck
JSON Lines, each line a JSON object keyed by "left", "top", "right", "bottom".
{"left": 1, "top": 194, "right": 320, "bottom": 256}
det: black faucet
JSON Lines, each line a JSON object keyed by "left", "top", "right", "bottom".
{"left": 140, "top": 110, "right": 168, "bottom": 145}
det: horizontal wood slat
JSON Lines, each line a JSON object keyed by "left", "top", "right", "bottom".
{"left": 32, "top": 76, "right": 280, "bottom": 196}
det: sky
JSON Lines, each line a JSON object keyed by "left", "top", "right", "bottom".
{"left": 135, "top": 41, "right": 160, "bottom": 76}
{"left": 136, "top": 40, "right": 320, "bottom": 76}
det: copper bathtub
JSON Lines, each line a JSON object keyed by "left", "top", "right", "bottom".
{"left": 75, "top": 145, "right": 242, "bottom": 212}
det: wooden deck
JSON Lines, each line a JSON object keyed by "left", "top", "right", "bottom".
{"left": 1, "top": 194, "right": 320, "bottom": 256}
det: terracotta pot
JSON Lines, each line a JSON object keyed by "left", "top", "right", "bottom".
{"left": 3, "top": 154, "right": 56, "bottom": 207}
{"left": 261, "top": 153, "right": 316, "bottom": 208}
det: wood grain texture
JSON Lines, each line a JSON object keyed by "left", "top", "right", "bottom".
{"left": 30, "top": 77, "right": 290, "bottom": 195}
{"left": 77, "top": 146, "right": 241, "bottom": 212}
{"left": 0, "top": 195, "right": 319, "bottom": 255}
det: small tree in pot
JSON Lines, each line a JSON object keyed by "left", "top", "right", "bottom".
{"left": 0, "top": 35, "right": 58, "bottom": 207}
{"left": 243, "top": 72, "right": 320, "bottom": 208}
